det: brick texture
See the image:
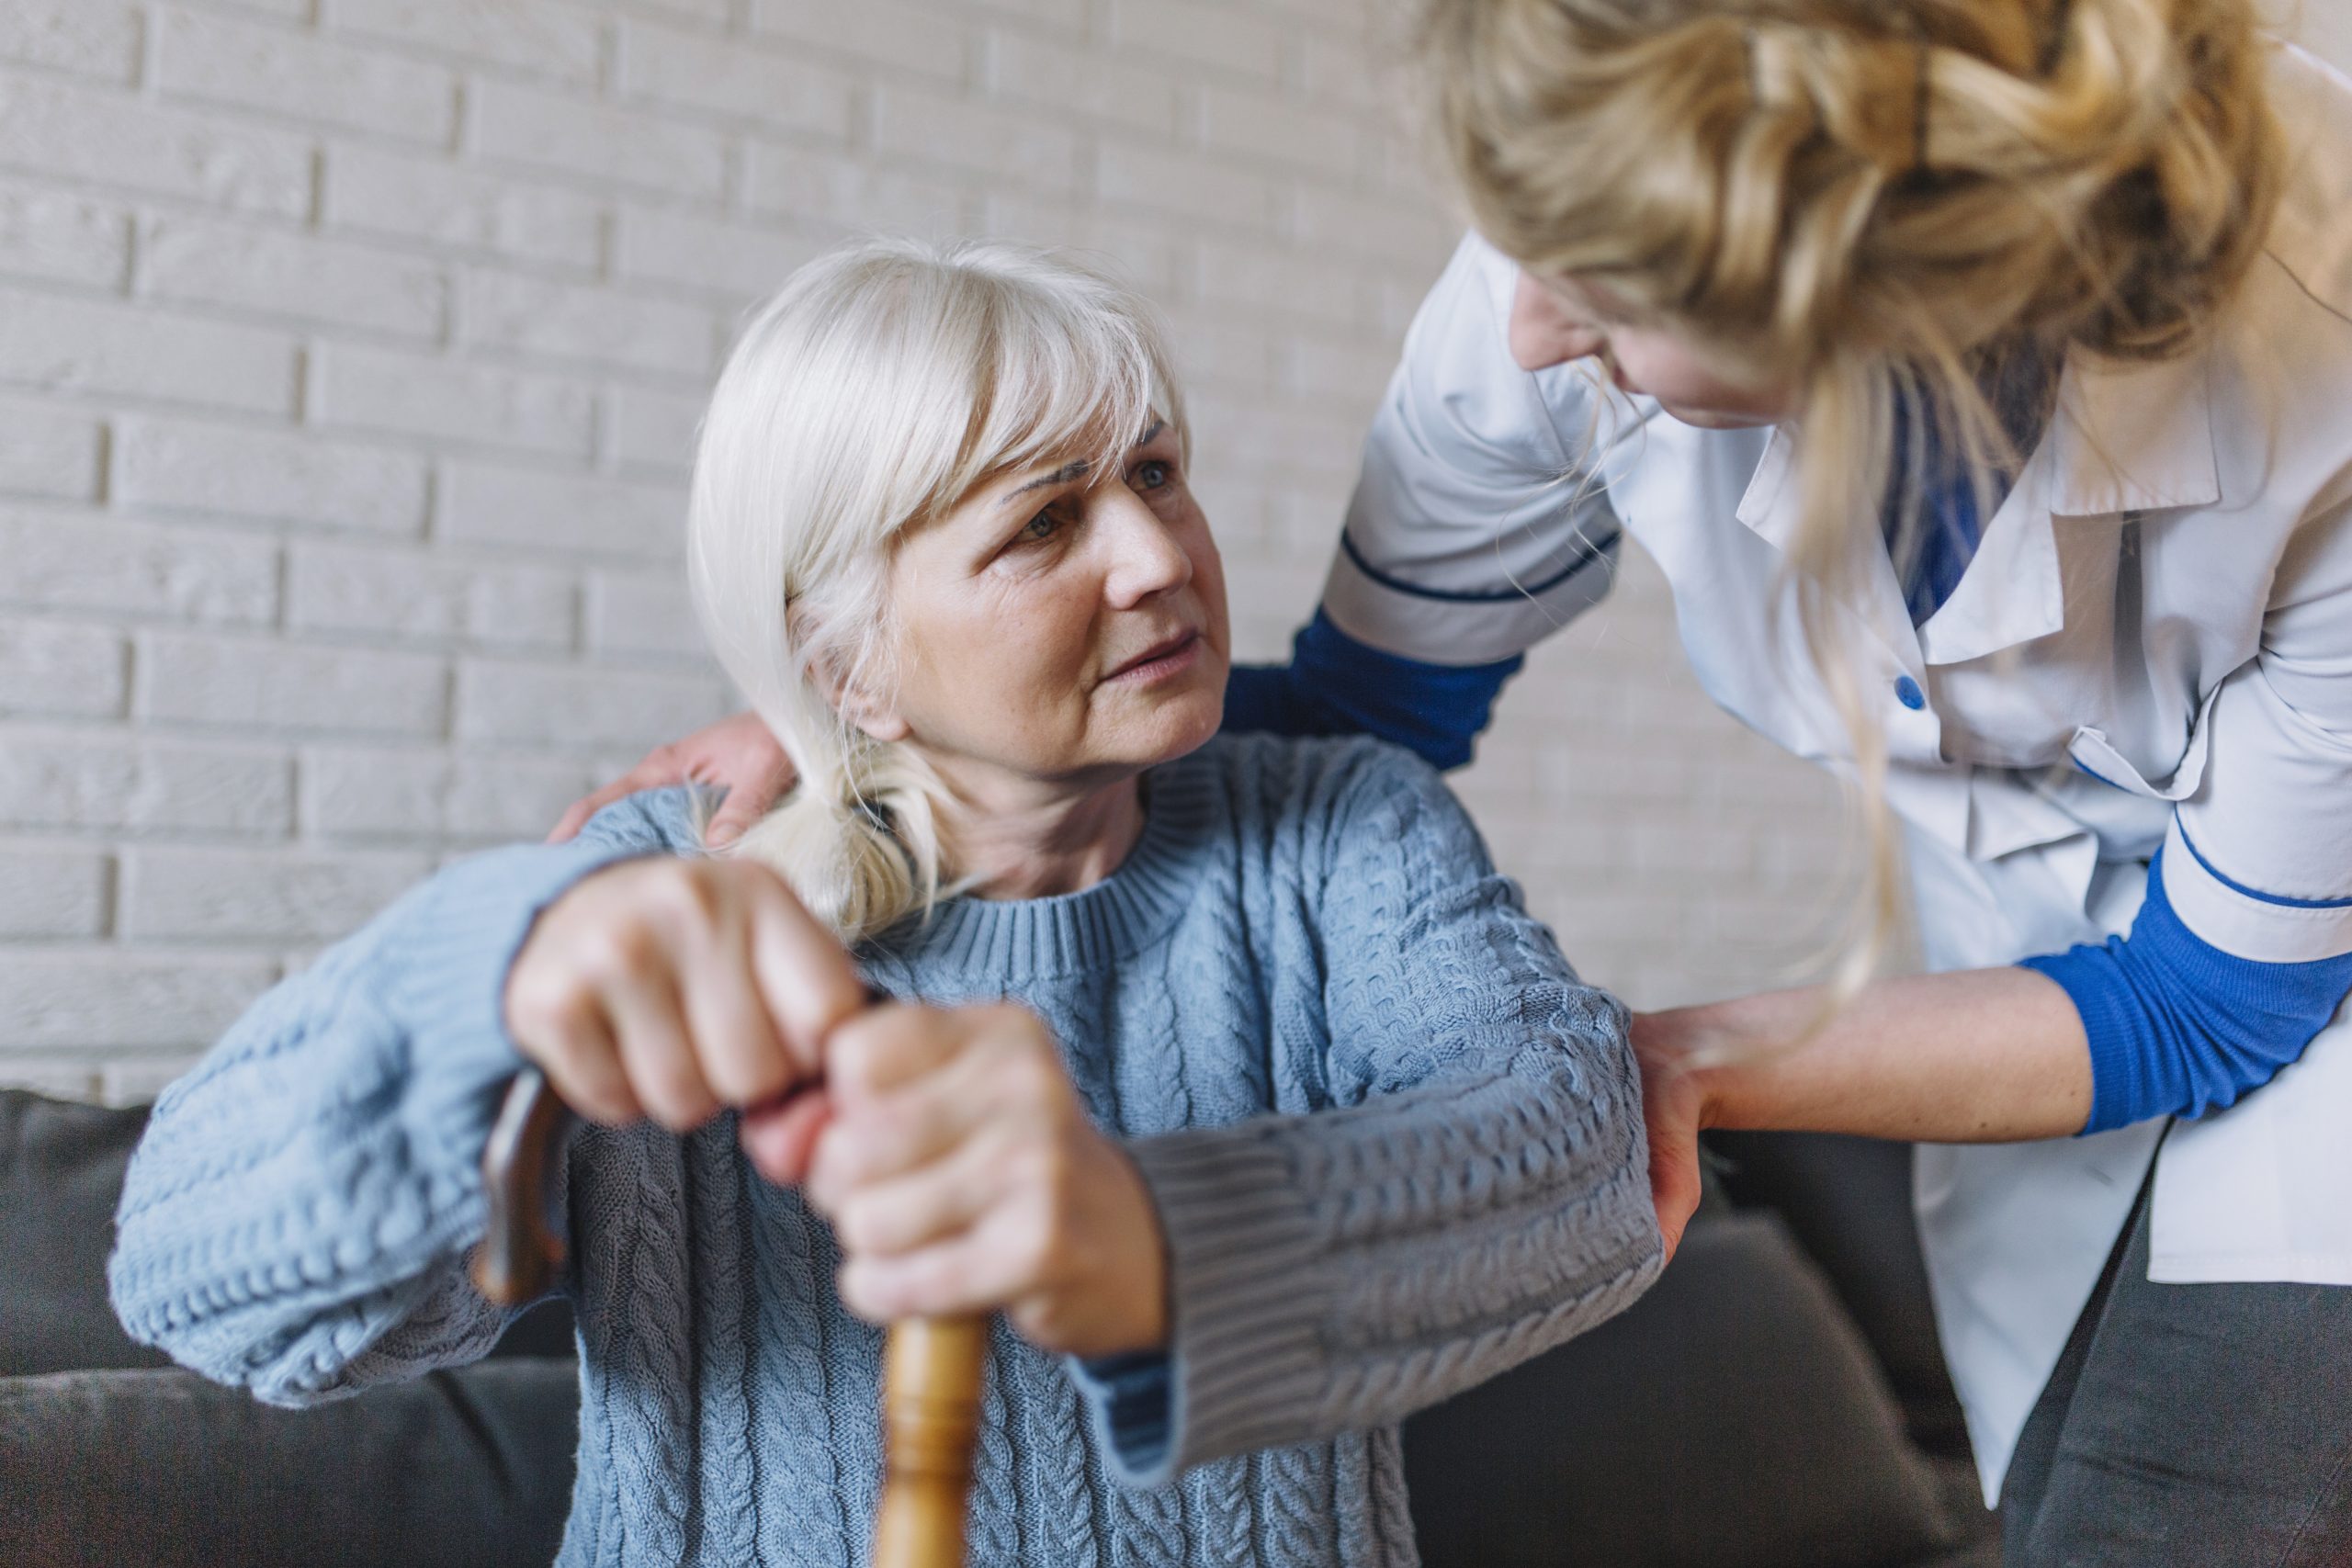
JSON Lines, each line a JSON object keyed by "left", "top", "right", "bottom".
{"left": 10, "top": 0, "right": 2241, "bottom": 1100}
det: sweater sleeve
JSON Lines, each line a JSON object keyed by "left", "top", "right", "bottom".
{"left": 1108, "top": 742, "right": 1663, "bottom": 1483}
{"left": 107, "top": 788, "right": 694, "bottom": 1407}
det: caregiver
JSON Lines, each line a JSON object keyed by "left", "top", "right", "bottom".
{"left": 560, "top": 1, "right": 2352, "bottom": 1561}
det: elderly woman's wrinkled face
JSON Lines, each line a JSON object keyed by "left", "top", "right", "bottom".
{"left": 860, "top": 417, "right": 1230, "bottom": 795}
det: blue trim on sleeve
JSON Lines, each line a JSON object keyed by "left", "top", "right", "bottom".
{"left": 1337, "top": 524, "right": 1618, "bottom": 604}
{"left": 1219, "top": 606, "right": 1521, "bottom": 772}
{"left": 2019, "top": 851, "right": 2352, "bottom": 1135}
{"left": 1069, "top": 1350, "right": 1173, "bottom": 1477}
{"left": 2174, "top": 819, "right": 2352, "bottom": 910}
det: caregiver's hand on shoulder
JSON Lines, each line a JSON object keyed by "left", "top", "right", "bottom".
{"left": 504, "top": 855, "right": 865, "bottom": 1184}
{"left": 547, "top": 711, "right": 794, "bottom": 849}
{"left": 805, "top": 1001, "right": 1170, "bottom": 1359}
{"left": 1630, "top": 1009, "right": 1717, "bottom": 1266}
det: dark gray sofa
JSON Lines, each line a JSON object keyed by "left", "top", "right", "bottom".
{"left": 1, "top": 1089, "right": 1996, "bottom": 1567}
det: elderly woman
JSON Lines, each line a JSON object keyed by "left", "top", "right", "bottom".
{"left": 106, "top": 240, "right": 1658, "bottom": 1568}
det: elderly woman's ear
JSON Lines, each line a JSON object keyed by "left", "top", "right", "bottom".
{"left": 808, "top": 655, "right": 910, "bottom": 745}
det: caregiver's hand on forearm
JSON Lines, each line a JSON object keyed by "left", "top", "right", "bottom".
{"left": 547, "top": 711, "right": 795, "bottom": 848}
{"left": 805, "top": 1001, "right": 1169, "bottom": 1359}
{"left": 503, "top": 855, "right": 866, "bottom": 1184}
{"left": 1630, "top": 1010, "right": 1713, "bottom": 1265}
{"left": 1631, "top": 970, "right": 2094, "bottom": 1246}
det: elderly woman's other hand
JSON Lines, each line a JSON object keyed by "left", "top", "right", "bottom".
{"left": 806, "top": 1001, "right": 1170, "bottom": 1359}
{"left": 504, "top": 855, "right": 865, "bottom": 1183}
{"left": 547, "top": 712, "right": 795, "bottom": 849}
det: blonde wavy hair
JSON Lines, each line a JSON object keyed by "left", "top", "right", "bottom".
{"left": 1423, "top": 0, "right": 2283, "bottom": 986}
{"left": 688, "top": 239, "right": 1183, "bottom": 943}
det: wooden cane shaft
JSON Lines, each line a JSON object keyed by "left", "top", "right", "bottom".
{"left": 872, "top": 1314, "right": 988, "bottom": 1568}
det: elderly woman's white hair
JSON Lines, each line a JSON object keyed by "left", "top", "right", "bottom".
{"left": 687, "top": 237, "right": 1188, "bottom": 942}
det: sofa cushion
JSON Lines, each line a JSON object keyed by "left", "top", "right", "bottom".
{"left": 1404, "top": 1212, "right": 1959, "bottom": 1568}
{"left": 0, "top": 1087, "right": 577, "bottom": 1373}
{"left": 0, "top": 1091, "right": 171, "bottom": 1376}
{"left": 0, "top": 1360, "right": 579, "bottom": 1568}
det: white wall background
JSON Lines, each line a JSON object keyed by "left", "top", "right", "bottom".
{"left": 0, "top": 0, "right": 2337, "bottom": 1101}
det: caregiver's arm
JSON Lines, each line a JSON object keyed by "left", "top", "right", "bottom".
{"left": 1645, "top": 492, "right": 2352, "bottom": 1249}
{"left": 1097, "top": 740, "right": 1661, "bottom": 1483}
{"left": 107, "top": 793, "right": 692, "bottom": 1404}
{"left": 1227, "top": 233, "right": 1627, "bottom": 770}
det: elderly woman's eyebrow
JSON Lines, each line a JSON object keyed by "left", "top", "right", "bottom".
{"left": 1001, "top": 459, "right": 1091, "bottom": 509}
{"left": 997, "top": 423, "right": 1169, "bottom": 512}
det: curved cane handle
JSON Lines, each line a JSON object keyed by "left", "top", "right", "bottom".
{"left": 473, "top": 1065, "right": 577, "bottom": 1306}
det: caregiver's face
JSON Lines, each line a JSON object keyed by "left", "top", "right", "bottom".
{"left": 877, "top": 417, "right": 1231, "bottom": 792}
{"left": 1509, "top": 269, "right": 1795, "bottom": 430}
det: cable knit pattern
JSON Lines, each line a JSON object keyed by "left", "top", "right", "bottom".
{"left": 108, "top": 734, "right": 1661, "bottom": 1567}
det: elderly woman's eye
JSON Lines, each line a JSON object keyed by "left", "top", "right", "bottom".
{"left": 1018, "top": 505, "right": 1068, "bottom": 544}
{"left": 1134, "top": 459, "right": 1173, "bottom": 491}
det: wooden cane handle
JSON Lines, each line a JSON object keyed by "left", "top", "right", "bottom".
{"left": 473, "top": 1065, "right": 578, "bottom": 1306}
{"left": 873, "top": 1314, "right": 989, "bottom": 1568}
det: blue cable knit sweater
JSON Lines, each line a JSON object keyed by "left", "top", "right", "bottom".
{"left": 108, "top": 734, "right": 1660, "bottom": 1568}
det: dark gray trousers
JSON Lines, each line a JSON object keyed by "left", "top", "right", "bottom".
{"left": 2000, "top": 1178, "right": 2352, "bottom": 1566}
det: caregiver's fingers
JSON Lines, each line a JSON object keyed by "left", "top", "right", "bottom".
{"left": 1649, "top": 1132, "right": 1702, "bottom": 1265}
{"left": 700, "top": 741, "right": 798, "bottom": 849}
{"left": 547, "top": 750, "right": 679, "bottom": 843}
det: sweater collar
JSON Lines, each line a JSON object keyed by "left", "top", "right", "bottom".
{"left": 870, "top": 748, "right": 1220, "bottom": 983}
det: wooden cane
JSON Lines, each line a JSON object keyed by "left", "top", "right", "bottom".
{"left": 474, "top": 1065, "right": 989, "bottom": 1568}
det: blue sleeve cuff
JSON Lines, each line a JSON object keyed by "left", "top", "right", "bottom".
{"left": 1067, "top": 1350, "right": 1173, "bottom": 1483}
{"left": 1219, "top": 606, "right": 1521, "bottom": 772}
{"left": 2021, "top": 850, "right": 2352, "bottom": 1135}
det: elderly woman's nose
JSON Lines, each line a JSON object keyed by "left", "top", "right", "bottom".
{"left": 1097, "top": 489, "right": 1192, "bottom": 607}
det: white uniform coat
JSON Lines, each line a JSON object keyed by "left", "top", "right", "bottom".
{"left": 1326, "top": 45, "right": 2352, "bottom": 1499}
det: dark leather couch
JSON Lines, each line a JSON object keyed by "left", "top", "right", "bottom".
{"left": 1, "top": 1090, "right": 1997, "bottom": 1567}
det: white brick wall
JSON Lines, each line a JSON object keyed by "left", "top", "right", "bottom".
{"left": 12, "top": 1, "right": 2327, "bottom": 1102}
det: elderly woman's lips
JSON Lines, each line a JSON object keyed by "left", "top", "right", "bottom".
{"left": 1106, "top": 630, "right": 1202, "bottom": 682}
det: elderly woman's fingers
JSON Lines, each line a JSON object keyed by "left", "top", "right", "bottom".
{"left": 809, "top": 1013, "right": 1056, "bottom": 1205}
{"left": 743, "top": 870, "right": 868, "bottom": 1074}
{"left": 821, "top": 1125, "right": 1007, "bottom": 1257}
{"left": 673, "top": 903, "right": 796, "bottom": 1109}
{"left": 600, "top": 965, "right": 721, "bottom": 1133}
{"left": 513, "top": 992, "right": 641, "bottom": 1127}
{"left": 739, "top": 1088, "right": 831, "bottom": 1186}
{"left": 834, "top": 1220, "right": 1011, "bottom": 1326}
{"left": 824, "top": 1003, "right": 974, "bottom": 1106}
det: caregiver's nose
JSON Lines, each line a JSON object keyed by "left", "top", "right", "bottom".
{"left": 1099, "top": 490, "right": 1191, "bottom": 608}
{"left": 1509, "top": 272, "right": 1605, "bottom": 372}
